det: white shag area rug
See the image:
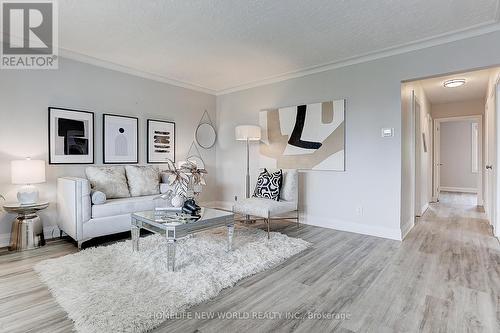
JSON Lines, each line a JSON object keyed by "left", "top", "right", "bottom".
{"left": 35, "top": 227, "right": 310, "bottom": 333}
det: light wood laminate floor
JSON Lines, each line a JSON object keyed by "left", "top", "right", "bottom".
{"left": 0, "top": 192, "right": 498, "bottom": 332}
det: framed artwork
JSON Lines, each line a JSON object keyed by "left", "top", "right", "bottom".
{"left": 260, "top": 99, "right": 345, "bottom": 171}
{"left": 48, "top": 107, "right": 94, "bottom": 164}
{"left": 147, "top": 119, "right": 175, "bottom": 163}
{"left": 103, "top": 114, "right": 139, "bottom": 164}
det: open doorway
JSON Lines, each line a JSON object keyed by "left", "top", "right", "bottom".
{"left": 401, "top": 67, "right": 500, "bottom": 239}
{"left": 433, "top": 116, "right": 482, "bottom": 204}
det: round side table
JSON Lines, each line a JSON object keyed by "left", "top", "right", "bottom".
{"left": 3, "top": 201, "right": 49, "bottom": 251}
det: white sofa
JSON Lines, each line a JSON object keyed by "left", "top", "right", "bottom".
{"left": 57, "top": 177, "right": 161, "bottom": 248}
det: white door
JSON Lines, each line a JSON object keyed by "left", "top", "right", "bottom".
{"left": 415, "top": 101, "right": 422, "bottom": 216}
{"left": 433, "top": 120, "right": 441, "bottom": 201}
{"left": 485, "top": 83, "right": 497, "bottom": 233}
{"left": 494, "top": 83, "right": 500, "bottom": 236}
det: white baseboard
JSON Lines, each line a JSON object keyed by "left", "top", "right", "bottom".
{"left": 204, "top": 202, "right": 402, "bottom": 241}
{"left": 0, "top": 226, "right": 60, "bottom": 248}
{"left": 416, "top": 203, "right": 429, "bottom": 217}
{"left": 440, "top": 186, "right": 477, "bottom": 193}
{"left": 401, "top": 218, "right": 415, "bottom": 240}
{"left": 302, "top": 214, "right": 402, "bottom": 241}
{"left": 201, "top": 201, "right": 234, "bottom": 211}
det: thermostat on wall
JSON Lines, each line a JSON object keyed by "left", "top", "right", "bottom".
{"left": 381, "top": 128, "right": 394, "bottom": 137}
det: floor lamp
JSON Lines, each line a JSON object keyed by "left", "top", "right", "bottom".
{"left": 235, "top": 125, "right": 261, "bottom": 220}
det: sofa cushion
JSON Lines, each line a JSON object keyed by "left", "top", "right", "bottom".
{"left": 85, "top": 166, "right": 130, "bottom": 199}
{"left": 233, "top": 197, "right": 297, "bottom": 218}
{"left": 91, "top": 194, "right": 158, "bottom": 219}
{"left": 125, "top": 166, "right": 160, "bottom": 197}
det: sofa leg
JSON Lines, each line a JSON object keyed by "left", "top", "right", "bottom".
{"left": 297, "top": 210, "right": 300, "bottom": 228}
{"left": 77, "top": 240, "right": 84, "bottom": 250}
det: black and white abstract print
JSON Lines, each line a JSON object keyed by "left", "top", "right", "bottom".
{"left": 253, "top": 169, "right": 283, "bottom": 201}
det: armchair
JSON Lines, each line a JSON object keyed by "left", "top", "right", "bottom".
{"left": 232, "top": 169, "right": 299, "bottom": 239}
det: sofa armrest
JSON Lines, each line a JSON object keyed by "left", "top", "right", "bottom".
{"left": 57, "top": 177, "right": 91, "bottom": 241}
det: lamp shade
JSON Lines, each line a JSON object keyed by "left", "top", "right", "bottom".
{"left": 235, "top": 125, "right": 261, "bottom": 141}
{"left": 11, "top": 159, "right": 46, "bottom": 185}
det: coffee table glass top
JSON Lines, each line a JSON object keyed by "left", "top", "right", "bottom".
{"left": 132, "top": 207, "right": 233, "bottom": 226}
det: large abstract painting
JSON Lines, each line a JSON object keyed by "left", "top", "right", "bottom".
{"left": 49, "top": 107, "right": 94, "bottom": 164}
{"left": 260, "top": 99, "right": 345, "bottom": 171}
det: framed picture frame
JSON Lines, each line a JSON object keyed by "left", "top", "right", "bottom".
{"left": 147, "top": 119, "right": 175, "bottom": 163}
{"left": 48, "top": 107, "right": 95, "bottom": 164}
{"left": 103, "top": 114, "right": 139, "bottom": 164}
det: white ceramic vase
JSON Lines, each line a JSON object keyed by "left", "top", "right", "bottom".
{"left": 171, "top": 194, "right": 184, "bottom": 208}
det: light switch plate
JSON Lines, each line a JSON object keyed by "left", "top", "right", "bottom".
{"left": 381, "top": 128, "right": 394, "bottom": 137}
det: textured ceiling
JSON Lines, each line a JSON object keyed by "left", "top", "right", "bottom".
{"left": 55, "top": 1, "right": 500, "bottom": 92}
{"left": 419, "top": 68, "right": 495, "bottom": 104}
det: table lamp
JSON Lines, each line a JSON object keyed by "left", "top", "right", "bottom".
{"left": 11, "top": 158, "right": 46, "bottom": 205}
{"left": 235, "top": 125, "right": 261, "bottom": 199}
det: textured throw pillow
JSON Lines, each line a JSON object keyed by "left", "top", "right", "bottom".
{"left": 85, "top": 166, "right": 131, "bottom": 199}
{"left": 280, "top": 169, "right": 298, "bottom": 202}
{"left": 125, "top": 166, "right": 160, "bottom": 197}
{"left": 253, "top": 169, "right": 283, "bottom": 201}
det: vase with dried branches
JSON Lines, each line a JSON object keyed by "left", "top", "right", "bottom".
{"left": 161, "top": 160, "right": 207, "bottom": 207}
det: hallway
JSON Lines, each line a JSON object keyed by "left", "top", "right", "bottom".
{"left": 347, "top": 191, "right": 500, "bottom": 332}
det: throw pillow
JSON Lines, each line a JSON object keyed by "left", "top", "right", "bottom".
{"left": 253, "top": 168, "right": 283, "bottom": 201}
{"left": 90, "top": 190, "right": 106, "bottom": 205}
{"left": 125, "top": 166, "right": 160, "bottom": 197}
{"left": 85, "top": 166, "right": 131, "bottom": 199}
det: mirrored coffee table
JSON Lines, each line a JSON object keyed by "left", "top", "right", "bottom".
{"left": 131, "top": 208, "right": 234, "bottom": 272}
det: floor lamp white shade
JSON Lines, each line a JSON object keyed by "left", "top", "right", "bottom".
{"left": 235, "top": 125, "right": 261, "bottom": 141}
{"left": 11, "top": 159, "right": 46, "bottom": 205}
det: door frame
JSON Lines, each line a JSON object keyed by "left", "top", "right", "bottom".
{"left": 433, "top": 115, "right": 483, "bottom": 205}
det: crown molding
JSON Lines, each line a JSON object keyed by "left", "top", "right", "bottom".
{"left": 58, "top": 48, "right": 217, "bottom": 95}
{"left": 216, "top": 20, "right": 500, "bottom": 95}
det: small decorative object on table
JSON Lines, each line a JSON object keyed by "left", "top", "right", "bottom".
{"left": 182, "top": 198, "right": 201, "bottom": 216}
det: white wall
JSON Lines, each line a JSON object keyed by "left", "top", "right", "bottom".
{"left": 431, "top": 99, "right": 485, "bottom": 118}
{"left": 216, "top": 30, "right": 500, "bottom": 241}
{"left": 0, "top": 57, "right": 216, "bottom": 245}
{"left": 440, "top": 120, "right": 478, "bottom": 190}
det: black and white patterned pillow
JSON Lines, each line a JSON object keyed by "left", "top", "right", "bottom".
{"left": 253, "top": 169, "right": 283, "bottom": 201}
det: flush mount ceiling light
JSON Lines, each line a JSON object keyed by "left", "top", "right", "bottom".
{"left": 443, "top": 79, "right": 466, "bottom": 88}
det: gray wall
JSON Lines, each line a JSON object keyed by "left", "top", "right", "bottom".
{"left": 440, "top": 120, "right": 478, "bottom": 190}
{"left": 216, "top": 30, "right": 500, "bottom": 240}
{"left": 0, "top": 58, "right": 216, "bottom": 244}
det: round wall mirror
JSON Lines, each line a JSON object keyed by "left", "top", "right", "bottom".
{"left": 187, "top": 155, "right": 205, "bottom": 169}
{"left": 195, "top": 123, "right": 217, "bottom": 149}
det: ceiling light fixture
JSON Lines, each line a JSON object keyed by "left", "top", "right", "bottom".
{"left": 443, "top": 79, "right": 466, "bottom": 88}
